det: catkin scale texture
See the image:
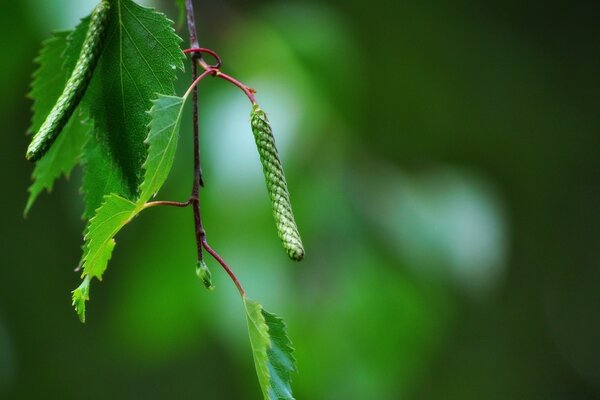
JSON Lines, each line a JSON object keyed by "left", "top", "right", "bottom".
{"left": 251, "top": 105, "right": 305, "bottom": 261}
{"left": 26, "top": 1, "right": 110, "bottom": 161}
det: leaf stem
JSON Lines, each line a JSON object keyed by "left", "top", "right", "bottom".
{"left": 202, "top": 240, "right": 246, "bottom": 297}
{"left": 213, "top": 70, "right": 257, "bottom": 105}
{"left": 183, "top": 69, "right": 213, "bottom": 99}
{"left": 144, "top": 199, "right": 192, "bottom": 209}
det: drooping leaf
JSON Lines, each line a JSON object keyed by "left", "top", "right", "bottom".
{"left": 139, "top": 95, "right": 185, "bottom": 202}
{"left": 81, "top": 194, "right": 137, "bottom": 281}
{"left": 71, "top": 0, "right": 184, "bottom": 217}
{"left": 26, "top": 31, "right": 89, "bottom": 213}
{"left": 244, "top": 298, "right": 296, "bottom": 400}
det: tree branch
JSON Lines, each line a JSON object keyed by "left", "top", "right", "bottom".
{"left": 185, "top": 0, "right": 206, "bottom": 264}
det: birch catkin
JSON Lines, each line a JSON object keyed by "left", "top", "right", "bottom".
{"left": 26, "top": 1, "right": 111, "bottom": 161}
{"left": 251, "top": 105, "right": 305, "bottom": 261}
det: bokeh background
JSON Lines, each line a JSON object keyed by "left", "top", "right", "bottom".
{"left": 1, "top": 0, "right": 599, "bottom": 398}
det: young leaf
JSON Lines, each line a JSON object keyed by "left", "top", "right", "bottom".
{"left": 25, "top": 32, "right": 89, "bottom": 214}
{"left": 244, "top": 298, "right": 296, "bottom": 400}
{"left": 139, "top": 95, "right": 185, "bottom": 202}
{"left": 77, "top": 0, "right": 185, "bottom": 217}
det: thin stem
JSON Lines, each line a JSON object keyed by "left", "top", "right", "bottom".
{"left": 183, "top": 47, "right": 222, "bottom": 69}
{"left": 185, "top": 0, "right": 206, "bottom": 263}
{"left": 183, "top": 69, "right": 214, "bottom": 99}
{"left": 185, "top": 0, "right": 210, "bottom": 71}
{"left": 183, "top": 47, "right": 257, "bottom": 105}
{"left": 214, "top": 70, "right": 257, "bottom": 105}
{"left": 185, "top": 0, "right": 199, "bottom": 48}
{"left": 203, "top": 240, "right": 246, "bottom": 297}
{"left": 144, "top": 199, "right": 192, "bottom": 209}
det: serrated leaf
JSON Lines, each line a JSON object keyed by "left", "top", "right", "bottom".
{"left": 139, "top": 95, "right": 185, "bottom": 201}
{"left": 81, "top": 194, "right": 137, "bottom": 280}
{"left": 70, "top": 0, "right": 184, "bottom": 217}
{"left": 26, "top": 31, "right": 89, "bottom": 213}
{"left": 72, "top": 276, "right": 91, "bottom": 323}
{"left": 244, "top": 298, "right": 297, "bottom": 400}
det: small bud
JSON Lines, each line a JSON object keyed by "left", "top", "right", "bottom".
{"left": 196, "top": 260, "right": 214, "bottom": 290}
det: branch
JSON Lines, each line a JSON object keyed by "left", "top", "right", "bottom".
{"left": 185, "top": 0, "right": 206, "bottom": 265}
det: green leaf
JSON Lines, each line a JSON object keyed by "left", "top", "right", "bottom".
{"left": 72, "top": 276, "right": 91, "bottom": 323}
{"left": 244, "top": 298, "right": 297, "bottom": 400}
{"left": 139, "top": 95, "right": 185, "bottom": 202}
{"left": 74, "top": 0, "right": 184, "bottom": 217}
{"left": 25, "top": 31, "right": 89, "bottom": 213}
{"left": 81, "top": 194, "right": 137, "bottom": 281}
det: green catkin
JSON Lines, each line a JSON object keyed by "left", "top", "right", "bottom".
{"left": 250, "top": 105, "right": 305, "bottom": 261}
{"left": 26, "top": 1, "right": 111, "bottom": 162}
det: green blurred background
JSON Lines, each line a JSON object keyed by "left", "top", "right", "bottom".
{"left": 1, "top": 0, "right": 599, "bottom": 398}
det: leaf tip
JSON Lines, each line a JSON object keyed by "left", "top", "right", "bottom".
{"left": 72, "top": 276, "right": 91, "bottom": 323}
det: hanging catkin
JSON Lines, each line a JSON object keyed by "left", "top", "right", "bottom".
{"left": 251, "top": 105, "right": 305, "bottom": 261}
{"left": 26, "top": 1, "right": 111, "bottom": 161}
